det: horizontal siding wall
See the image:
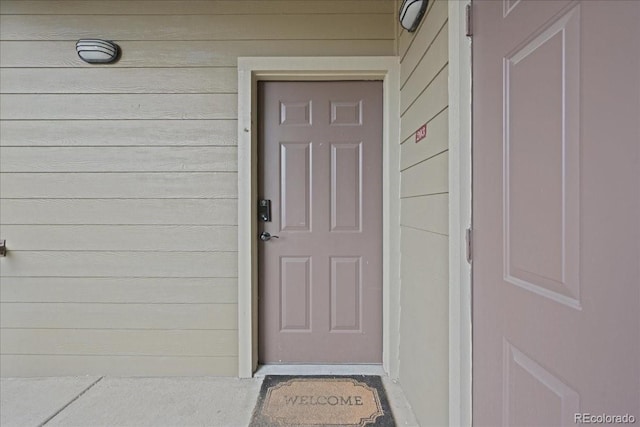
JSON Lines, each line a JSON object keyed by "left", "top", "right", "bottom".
{"left": 0, "top": 0, "right": 395, "bottom": 377}
{"left": 397, "top": 0, "right": 449, "bottom": 425}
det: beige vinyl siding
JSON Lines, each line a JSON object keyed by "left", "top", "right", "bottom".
{"left": 397, "top": 0, "right": 449, "bottom": 425}
{"left": 0, "top": 1, "right": 394, "bottom": 15}
{"left": 0, "top": 40, "right": 394, "bottom": 68}
{"left": 1, "top": 278, "right": 238, "bottom": 303}
{"left": 0, "top": 199, "right": 238, "bottom": 224}
{"left": 0, "top": 68, "right": 239, "bottom": 93}
{"left": 0, "top": 120, "right": 238, "bottom": 146}
{"left": 0, "top": 0, "right": 395, "bottom": 377}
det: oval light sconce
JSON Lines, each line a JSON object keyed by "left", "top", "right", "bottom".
{"left": 399, "top": 0, "right": 429, "bottom": 32}
{"left": 76, "top": 39, "right": 120, "bottom": 64}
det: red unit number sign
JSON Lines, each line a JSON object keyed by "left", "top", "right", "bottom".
{"left": 415, "top": 123, "right": 427, "bottom": 143}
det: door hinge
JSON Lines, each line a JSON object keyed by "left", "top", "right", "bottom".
{"left": 465, "top": 228, "right": 473, "bottom": 263}
{"left": 465, "top": 4, "right": 473, "bottom": 37}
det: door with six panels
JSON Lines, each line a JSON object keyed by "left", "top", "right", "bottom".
{"left": 258, "top": 81, "right": 383, "bottom": 363}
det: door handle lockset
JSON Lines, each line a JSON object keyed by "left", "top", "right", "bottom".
{"left": 259, "top": 232, "right": 279, "bottom": 241}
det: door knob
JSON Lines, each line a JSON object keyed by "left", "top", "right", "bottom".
{"left": 259, "top": 232, "right": 279, "bottom": 241}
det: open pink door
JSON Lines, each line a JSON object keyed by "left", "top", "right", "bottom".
{"left": 473, "top": 1, "right": 640, "bottom": 425}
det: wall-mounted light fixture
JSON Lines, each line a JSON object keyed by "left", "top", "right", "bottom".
{"left": 399, "top": 0, "right": 429, "bottom": 32}
{"left": 76, "top": 39, "right": 120, "bottom": 64}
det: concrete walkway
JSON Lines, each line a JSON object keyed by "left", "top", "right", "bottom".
{"left": 1, "top": 376, "right": 418, "bottom": 427}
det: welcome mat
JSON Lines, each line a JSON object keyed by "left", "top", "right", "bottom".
{"left": 250, "top": 375, "right": 395, "bottom": 427}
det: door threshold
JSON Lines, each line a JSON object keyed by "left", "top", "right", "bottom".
{"left": 254, "top": 364, "right": 385, "bottom": 377}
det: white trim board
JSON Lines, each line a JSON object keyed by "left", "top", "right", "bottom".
{"left": 237, "top": 57, "right": 401, "bottom": 379}
{"left": 254, "top": 365, "right": 385, "bottom": 377}
{"left": 448, "top": 1, "right": 473, "bottom": 426}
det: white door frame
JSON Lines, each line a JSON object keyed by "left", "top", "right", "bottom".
{"left": 237, "top": 57, "right": 401, "bottom": 378}
{"left": 448, "top": 0, "right": 473, "bottom": 425}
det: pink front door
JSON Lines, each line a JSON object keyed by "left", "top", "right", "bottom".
{"left": 258, "top": 81, "right": 383, "bottom": 363}
{"left": 473, "top": 1, "right": 640, "bottom": 425}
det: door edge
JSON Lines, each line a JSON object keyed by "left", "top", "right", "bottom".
{"left": 448, "top": 1, "right": 473, "bottom": 426}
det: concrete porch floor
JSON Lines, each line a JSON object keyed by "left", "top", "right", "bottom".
{"left": 1, "top": 375, "right": 419, "bottom": 427}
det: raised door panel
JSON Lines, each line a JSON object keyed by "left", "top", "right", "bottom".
{"left": 331, "top": 143, "right": 362, "bottom": 232}
{"left": 330, "top": 257, "right": 362, "bottom": 332}
{"left": 503, "top": 6, "right": 580, "bottom": 308}
{"left": 280, "top": 142, "right": 311, "bottom": 232}
{"left": 279, "top": 257, "right": 311, "bottom": 331}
